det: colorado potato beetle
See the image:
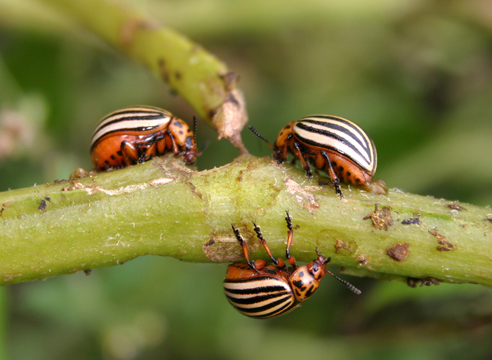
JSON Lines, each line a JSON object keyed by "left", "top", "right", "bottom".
{"left": 224, "top": 212, "right": 361, "bottom": 319}
{"left": 91, "top": 106, "right": 198, "bottom": 171}
{"left": 249, "top": 115, "right": 380, "bottom": 197}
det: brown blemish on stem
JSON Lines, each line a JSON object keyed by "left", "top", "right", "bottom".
{"left": 334, "top": 239, "right": 357, "bottom": 255}
{"left": 356, "top": 254, "right": 369, "bottom": 266}
{"left": 38, "top": 199, "right": 47, "bottom": 212}
{"left": 159, "top": 59, "right": 170, "bottom": 83}
{"left": 386, "top": 243, "right": 410, "bottom": 261}
{"left": 407, "top": 277, "right": 441, "bottom": 287}
{"left": 187, "top": 181, "right": 203, "bottom": 200}
{"left": 363, "top": 204, "right": 393, "bottom": 230}
{"left": 401, "top": 217, "right": 421, "bottom": 225}
{"left": 429, "top": 228, "right": 455, "bottom": 251}
{"left": 69, "top": 167, "right": 95, "bottom": 180}
{"left": 447, "top": 203, "right": 466, "bottom": 211}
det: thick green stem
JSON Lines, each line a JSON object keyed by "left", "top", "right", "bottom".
{"left": 1, "top": 0, "right": 491, "bottom": 288}
{"left": 1, "top": 155, "right": 491, "bottom": 287}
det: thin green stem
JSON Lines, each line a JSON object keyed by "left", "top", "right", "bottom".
{"left": 38, "top": 0, "right": 248, "bottom": 151}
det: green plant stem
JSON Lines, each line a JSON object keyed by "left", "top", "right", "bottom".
{"left": 1, "top": 155, "right": 491, "bottom": 287}
{"left": 38, "top": 0, "right": 248, "bottom": 151}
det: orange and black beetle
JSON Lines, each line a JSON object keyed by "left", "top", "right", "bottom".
{"left": 91, "top": 106, "right": 197, "bottom": 171}
{"left": 224, "top": 212, "right": 361, "bottom": 318}
{"left": 250, "top": 115, "right": 384, "bottom": 196}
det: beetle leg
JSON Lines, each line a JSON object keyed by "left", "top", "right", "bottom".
{"left": 321, "top": 151, "right": 343, "bottom": 198}
{"left": 136, "top": 135, "right": 158, "bottom": 164}
{"left": 253, "top": 222, "right": 280, "bottom": 266}
{"left": 145, "top": 135, "right": 159, "bottom": 159}
{"left": 166, "top": 129, "right": 180, "bottom": 154}
{"left": 120, "top": 141, "right": 140, "bottom": 166}
{"left": 284, "top": 211, "right": 297, "bottom": 269}
{"left": 292, "top": 142, "right": 312, "bottom": 179}
{"left": 153, "top": 133, "right": 166, "bottom": 155}
{"left": 232, "top": 225, "right": 255, "bottom": 269}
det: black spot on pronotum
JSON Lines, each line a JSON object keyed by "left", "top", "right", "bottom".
{"left": 292, "top": 280, "right": 303, "bottom": 289}
{"left": 298, "top": 271, "right": 305, "bottom": 277}
{"left": 173, "top": 121, "right": 183, "bottom": 128}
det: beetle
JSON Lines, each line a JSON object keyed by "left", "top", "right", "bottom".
{"left": 224, "top": 211, "right": 361, "bottom": 319}
{"left": 249, "top": 115, "right": 380, "bottom": 197}
{"left": 91, "top": 106, "right": 198, "bottom": 171}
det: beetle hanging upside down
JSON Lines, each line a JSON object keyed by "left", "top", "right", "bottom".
{"left": 224, "top": 211, "right": 361, "bottom": 319}
{"left": 249, "top": 115, "right": 386, "bottom": 197}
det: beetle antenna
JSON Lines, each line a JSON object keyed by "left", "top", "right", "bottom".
{"left": 193, "top": 116, "right": 210, "bottom": 156}
{"left": 248, "top": 125, "right": 274, "bottom": 149}
{"left": 325, "top": 269, "right": 362, "bottom": 295}
{"left": 193, "top": 116, "right": 197, "bottom": 145}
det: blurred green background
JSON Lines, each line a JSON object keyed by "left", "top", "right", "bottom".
{"left": 1, "top": 0, "right": 492, "bottom": 359}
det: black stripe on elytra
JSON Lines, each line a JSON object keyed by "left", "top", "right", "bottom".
{"left": 295, "top": 122, "right": 371, "bottom": 167}
{"left": 225, "top": 291, "right": 291, "bottom": 305}
{"left": 95, "top": 114, "right": 166, "bottom": 133}
{"left": 224, "top": 283, "right": 287, "bottom": 296}
{"left": 229, "top": 294, "right": 293, "bottom": 314}
{"left": 300, "top": 119, "right": 370, "bottom": 151}
{"left": 249, "top": 299, "right": 297, "bottom": 318}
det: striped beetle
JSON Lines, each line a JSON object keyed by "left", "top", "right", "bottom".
{"left": 224, "top": 211, "right": 361, "bottom": 319}
{"left": 249, "top": 115, "right": 382, "bottom": 197}
{"left": 91, "top": 106, "right": 198, "bottom": 171}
